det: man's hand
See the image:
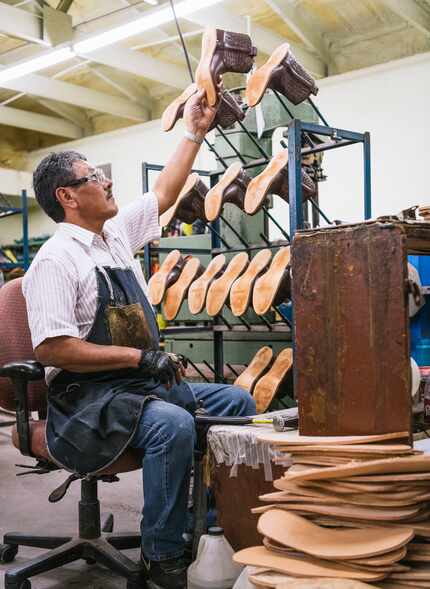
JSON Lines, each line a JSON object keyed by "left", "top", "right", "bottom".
{"left": 183, "top": 88, "right": 218, "bottom": 142}
{"left": 139, "top": 350, "right": 187, "bottom": 389}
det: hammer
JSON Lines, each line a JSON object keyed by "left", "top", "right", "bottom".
{"left": 195, "top": 413, "right": 298, "bottom": 431}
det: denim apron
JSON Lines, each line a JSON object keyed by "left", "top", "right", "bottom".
{"left": 46, "top": 264, "right": 196, "bottom": 475}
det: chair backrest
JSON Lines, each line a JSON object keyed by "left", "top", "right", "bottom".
{"left": 0, "top": 278, "right": 48, "bottom": 412}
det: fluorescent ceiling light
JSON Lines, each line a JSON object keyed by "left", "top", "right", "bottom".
{"left": 0, "top": 47, "right": 75, "bottom": 83}
{"left": 73, "top": 0, "right": 223, "bottom": 54}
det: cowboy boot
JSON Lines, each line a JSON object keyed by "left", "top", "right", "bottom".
{"left": 205, "top": 162, "right": 251, "bottom": 221}
{"left": 253, "top": 348, "right": 293, "bottom": 413}
{"left": 160, "top": 173, "right": 208, "bottom": 228}
{"left": 188, "top": 254, "right": 227, "bottom": 315}
{"left": 234, "top": 346, "right": 274, "bottom": 394}
{"left": 253, "top": 247, "right": 291, "bottom": 316}
{"left": 206, "top": 252, "right": 249, "bottom": 317}
{"left": 246, "top": 43, "right": 318, "bottom": 107}
{"left": 196, "top": 27, "right": 257, "bottom": 106}
{"left": 244, "top": 150, "right": 316, "bottom": 215}
{"left": 230, "top": 249, "right": 272, "bottom": 317}
{"left": 163, "top": 257, "right": 205, "bottom": 321}
{"left": 148, "top": 250, "right": 188, "bottom": 305}
{"left": 162, "top": 86, "right": 245, "bottom": 133}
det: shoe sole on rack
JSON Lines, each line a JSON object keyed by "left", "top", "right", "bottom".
{"left": 188, "top": 254, "right": 226, "bottom": 315}
{"left": 204, "top": 162, "right": 242, "bottom": 221}
{"left": 195, "top": 28, "right": 219, "bottom": 107}
{"left": 253, "top": 348, "right": 293, "bottom": 413}
{"left": 246, "top": 43, "right": 290, "bottom": 108}
{"left": 253, "top": 247, "right": 291, "bottom": 316}
{"left": 234, "top": 345, "right": 274, "bottom": 394}
{"left": 230, "top": 249, "right": 272, "bottom": 317}
{"left": 245, "top": 150, "right": 289, "bottom": 215}
{"left": 206, "top": 252, "right": 249, "bottom": 317}
{"left": 163, "top": 257, "right": 204, "bottom": 321}
{"left": 161, "top": 83, "right": 198, "bottom": 132}
{"left": 148, "top": 249, "right": 182, "bottom": 306}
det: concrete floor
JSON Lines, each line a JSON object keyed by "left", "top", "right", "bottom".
{"left": 0, "top": 424, "right": 144, "bottom": 588}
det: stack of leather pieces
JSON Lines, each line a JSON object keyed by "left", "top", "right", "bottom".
{"left": 234, "top": 431, "right": 430, "bottom": 588}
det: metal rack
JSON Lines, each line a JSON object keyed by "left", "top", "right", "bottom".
{"left": 141, "top": 101, "right": 372, "bottom": 393}
{"left": 0, "top": 190, "right": 30, "bottom": 271}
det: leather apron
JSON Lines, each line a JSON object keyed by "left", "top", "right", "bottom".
{"left": 46, "top": 264, "right": 196, "bottom": 475}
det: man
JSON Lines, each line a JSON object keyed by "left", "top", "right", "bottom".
{"left": 23, "top": 89, "right": 256, "bottom": 589}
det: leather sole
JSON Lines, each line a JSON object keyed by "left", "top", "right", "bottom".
{"left": 230, "top": 248, "right": 272, "bottom": 316}
{"left": 206, "top": 252, "right": 249, "bottom": 316}
{"left": 148, "top": 249, "right": 182, "bottom": 305}
{"left": 253, "top": 348, "right": 293, "bottom": 413}
{"left": 245, "top": 149, "right": 289, "bottom": 215}
{"left": 204, "top": 161, "right": 242, "bottom": 221}
{"left": 234, "top": 346, "right": 274, "bottom": 393}
{"left": 163, "top": 257, "right": 203, "bottom": 321}
{"left": 195, "top": 28, "right": 218, "bottom": 107}
{"left": 188, "top": 254, "right": 226, "bottom": 314}
{"left": 246, "top": 43, "right": 289, "bottom": 107}
{"left": 159, "top": 173, "right": 202, "bottom": 228}
{"left": 161, "top": 83, "right": 198, "bottom": 132}
{"left": 253, "top": 246, "right": 291, "bottom": 315}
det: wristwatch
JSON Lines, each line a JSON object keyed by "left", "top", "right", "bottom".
{"left": 184, "top": 130, "right": 203, "bottom": 145}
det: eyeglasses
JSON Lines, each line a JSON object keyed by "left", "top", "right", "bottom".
{"left": 63, "top": 168, "right": 109, "bottom": 188}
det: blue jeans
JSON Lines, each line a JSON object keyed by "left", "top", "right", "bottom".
{"left": 129, "top": 382, "right": 256, "bottom": 561}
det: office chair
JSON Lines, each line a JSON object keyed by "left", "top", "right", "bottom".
{"left": 0, "top": 278, "right": 146, "bottom": 589}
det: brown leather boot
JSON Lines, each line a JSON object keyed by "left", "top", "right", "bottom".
{"left": 244, "top": 150, "right": 316, "bottom": 215}
{"left": 188, "top": 254, "right": 227, "bottom": 315}
{"left": 196, "top": 27, "right": 257, "bottom": 106}
{"left": 162, "top": 86, "right": 245, "bottom": 133}
{"left": 234, "top": 346, "right": 274, "bottom": 394}
{"left": 253, "top": 247, "right": 291, "bottom": 316}
{"left": 163, "top": 257, "right": 205, "bottom": 321}
{"left": 206, "top": 252, "right": 249, "bottom": 317}
{"left": 160, "top": 173, "right": 208, "bottom": 228}
{"left": 246, "top": 43, "right": 318, "bottom": 107}
{"left": 230, "top": 249, "right": 272, "bottom": 317}
{"left": 148, "top": 250, "right": 187, "bottom": 305}
{"left": 253, "top": 348, "right": 293, "bottom": 413}
{"left": 205, "top": 162, "right": 251, "bottom": 221}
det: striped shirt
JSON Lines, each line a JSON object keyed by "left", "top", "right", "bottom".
{"left": 22, "top": 191, "right": 160, "bottom": 384}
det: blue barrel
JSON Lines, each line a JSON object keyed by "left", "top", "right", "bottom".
{"left": 409, "top": 255, "right": 430, "bottom": 366}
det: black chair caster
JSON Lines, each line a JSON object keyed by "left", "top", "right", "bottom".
{"left": 0, "top": 544, "right": 18, "bottom": 563}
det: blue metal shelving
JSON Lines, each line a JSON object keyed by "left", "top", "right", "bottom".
{"left": 0, "top": 189, "right": 30, "bottom": 271}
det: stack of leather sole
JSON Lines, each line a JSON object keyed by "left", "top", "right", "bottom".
{"left": 236, "top": 433, "right": 430, "bottom": 588}
{"left": 234, "top": 346, "right": 293, "bottom": 413}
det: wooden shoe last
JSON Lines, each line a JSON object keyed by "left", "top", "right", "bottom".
{"left": 206, "top": 252, "right": 249, "bottom": 316}
{"left": 253, "top": 247, "right": 291, "bottom": 315}
{"left": 234, "top": 346, "right": 274, "bottom": 393}
{"left": 253, "top": 348, "right": 293, "bottom": 413}
{"left": 205, "top": 162, "right": 251, "bottom": 222}
{"left": 188, "top": 254, "right": 226, "bottom": 315}
{"left": 160, "top": 173, "right": 207, "bottom": 228}
{"left": 163, "top": 257, "right": 204, "bottom": 321}
{"left": 148, "top": 249, "right": 184, "bottom": 305}
{"left": 230, "top": 248, "right": 272, "bottom": 316}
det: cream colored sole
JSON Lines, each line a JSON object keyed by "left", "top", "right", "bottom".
{"left": 159, "top": 172, "right": 200, "bottom": 228}
{"left": 188, "top": 254, "right": 226, "bottom": 314}
{"left": 234, "top": 346, "right": 274, "bottom": 393}
{"left": 206, "top": 252, "right": 249, "bottom": 316}
{"left": 163, "top": 257, "right": 202, "bottom": 321}
{"left": 253, "top": 348, "right": 293, "bottom": 413}
{"left": 253, "top": 246, "right": 291, "bottom": 315}
{"left": 195, "top": 28, "right": 218, "bottom": 107}
{"left": 148, "top": 249, "right": 182, "bottom": 305}
{"left": 161, "top": 83, "right": 198, "bottom": 132}
{"left": 204, "top": 162, "right": 242, "bottom": 221}
{"left": 230, "top": 248, "right": 272, "bottom": 316}
{"left": 245, "top": 43, "right": 290, "bottom": 107}
{"left": 244, "top": 150, "right": 289, "bottom": 215}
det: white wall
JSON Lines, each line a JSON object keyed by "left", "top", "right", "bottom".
{"left": 8, "top": 50, "right": 430, "bottom": 246}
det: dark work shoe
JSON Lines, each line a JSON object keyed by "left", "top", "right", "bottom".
{"left": 142, "top": 555, "right": 188, "bottom": 589}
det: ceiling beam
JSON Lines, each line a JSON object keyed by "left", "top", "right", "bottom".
{"left": 263, "top": 0, "right": 329, "bottom": 63}
{"left": 0, "top": 73, "right": 147, "bottom": 120}
{"left": 0, "top": 2, "right": 46, "bottom": 46}
{"left": 378, "top": 0, "right": 430, "bottom": 36}
{"left": 185, "top": 5, "right": 325, "bottom": 77}
{"left": 37, "top": 98, "right": 92, "bottom": 130}
{"left": 0, "top": 104, "right": 83, "bottom": 138}
{"left": 81, "top": 46, "right": 189, "bottom": 90}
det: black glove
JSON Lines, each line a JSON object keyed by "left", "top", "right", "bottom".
{"left": 138, "top": 350, "right": 188, "bottom": 388}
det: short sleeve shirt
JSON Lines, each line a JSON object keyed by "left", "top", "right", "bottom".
{"left": 22, "top": 192, "right": 161, "bottom": 384}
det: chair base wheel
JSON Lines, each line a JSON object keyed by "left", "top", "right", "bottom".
{"left": 5, "top": 579, "right": 31, "bottom": 589}
{"left": 0, "top": 543, "right": 18, "bottom": 564}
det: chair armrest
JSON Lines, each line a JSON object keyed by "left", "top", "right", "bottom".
{"left": 0, "top": 360, "right": 45, "bottom": 457}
